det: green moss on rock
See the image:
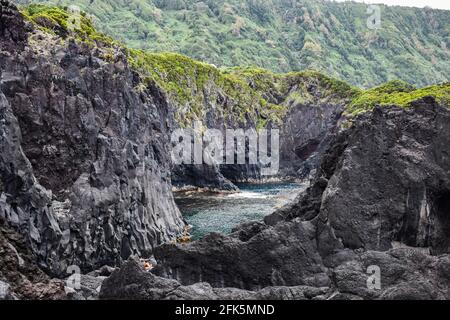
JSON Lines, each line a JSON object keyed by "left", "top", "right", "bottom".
{"left": 346, "top": 81, "right": 450, "bottom": 116}
{"left": 21, "top": 4, "right": 115, "bottom": 46}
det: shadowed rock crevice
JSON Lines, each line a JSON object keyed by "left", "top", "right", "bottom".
{"left": 429, "top": 191, "right": 450, "bottom": 254}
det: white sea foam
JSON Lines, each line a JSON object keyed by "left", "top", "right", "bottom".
{"left": 226, "top": 191, "right": 271, "bottom": 199}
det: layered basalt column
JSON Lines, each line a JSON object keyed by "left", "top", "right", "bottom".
{"left": 0, "top": 1, "right": 186, "bottom": 276}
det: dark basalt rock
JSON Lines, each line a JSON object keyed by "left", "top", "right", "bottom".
{"left": 152, "top": 219, "right": 329, "bottom": 290}
{"left": 103, "top": 102, "right": 450, "bottom": 300}
{"left": 2, "top": 1, "right": 450, "bottom": 301}
{"left": 170, "top": 99, "right": 345, "bottom": 188}
{"left": 280, "top": 100, "right": 450, "bottom": 255}
{"left": 0, "top": 224, "right": 66, "bottom": 300}
{"left": 100, "top": 259, "right": 330, "bottom": 300}
{"left": 0, "top": 1, "right": 186, "bottom": 276}
{"left": 0, "top": 0, "right": 29, "bottom": 52}
{"left": 172, "top": 164, "right": 238, "bottom": 191}
{"left": 101, "top": 246, "right": 450, "bottom": 300}
{"left": 331, "top": 248, "right": 450, "bottom": 300}
{"left": 278, "top": 101, "right": 345, "bottom": 179}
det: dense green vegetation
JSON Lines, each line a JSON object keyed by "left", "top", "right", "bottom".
{"left": 19, "top": 3, "right": 450, "bottom": 125}
{"left": 21, "top": 3, "right": 115, "bottom": 45}
{"left": 346, "top": 81, "right": 450, "bottom": 115}
{"left": 126, "top": 49, "right": 364, "bottom": 125}
{"left": 14, "top": 0, "right": 450, "bottom": 88}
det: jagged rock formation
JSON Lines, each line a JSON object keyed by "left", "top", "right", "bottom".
{"left": 153, "top": 219, "right": 330, "bottom": 289}
{"left": 2, "top": 2, "right": 450, "bottom": 300}
{"left": 278, "top": 100, "right": 345, "bottom": 178}
{"left": 171, "top": 96, "right": 346, "bottom": 189}
{"left": 102, "top": 247, "right": 450, "bottom": 300}
{"left": 101, "top": 102, "right": 450, "bottom": 300}
{"left": 123, "top": 49, "right": 359, "bottom": 189}
{"left": 0, "top": 1, "right": 186, "bottom": 276}
{"left": 0, "top": 1, "right": 350, "bottom": 281}
{"left": 100, "top": 259, "right": 330, "bottom": 300}
{"left": 0, "top": 224, "right": 65, "bottom": 300}
{"left": 0, "top": 0, "right": 28, "bottom": 51}
{"left": 273, "top": 98, "right": 450, "bottom": 255}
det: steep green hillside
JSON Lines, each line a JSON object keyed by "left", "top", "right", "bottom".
{"left": 14, "top": 0, "right": 450, "bottom": 88}
{"left": 20, "top": 3, "right": 450, "bottom": 125}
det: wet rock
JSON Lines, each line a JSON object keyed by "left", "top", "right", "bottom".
{"left": 172, "top": 164, "right": 238, "bottom": 191}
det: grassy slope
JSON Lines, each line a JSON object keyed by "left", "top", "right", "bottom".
{"left": 20, "top": 4, "right": 450, "bottom": 125}
{"left": 13, "top": 0, "right": 450, "bottom": 88}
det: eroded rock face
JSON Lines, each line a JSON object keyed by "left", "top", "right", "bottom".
{"left": 0, "top": 225, "right": 66, "bottom": 300}
{"left": 100, "top": 259, "right": 330, "bottom": 300}
{"left": 170, "top": 96, "right": 346, "bottom": 189}
{"left": 2, "top": 1, "right": 449, "bottom": 301}
{"left": 278, "top": 101, "right": 344, "bottom": 178}
{"left": 153, "top": 219, "right": 329, "bottom": 290}
{"left": 0, "top": 0, "right": 28, "bottom": 52}
{"left": 278, "top": 100, "right": 450, "bottom": 255}
{"left": 172, "top": 164, "right": 238, "bottom": 191}
{"left": 0, "top": 1, "right": 185, "bottom": 276}
{"left": 102, "top": 102, "right": 450, "bottom": 300}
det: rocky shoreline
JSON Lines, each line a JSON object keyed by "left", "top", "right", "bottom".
{"left": 0, "top": 1, "right": 449, "bottom": 300}
{"left": 101, "top": 102, "right": 450, "bottom": 300}
{"left": 0, "top": 0, "right": 186, "bottom": 279}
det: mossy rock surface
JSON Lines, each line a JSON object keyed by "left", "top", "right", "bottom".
{"left": 21, "top": 4, "right": 115, "bottom": 46}
{"left": 346, "top": 81, "right": 450, "bottom": 116}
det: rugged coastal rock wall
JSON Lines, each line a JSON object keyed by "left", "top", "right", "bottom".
{"left": 0, "top": 224, "right": 66, "bottom": 299}
{"left": 2, "top": 2, "right": 449, "bottom": 300}
{"left": 274, "top": 98, "right": 450, "bottom": 255}
{"left": 102, "top": 102, "right": 450, "bottom": 300}
{"left": 0, "top": 1, "right": 186, "bottom": 276}
{"left": 171, "top": 99, "right": 345, "bottom": 190}
{"left": 125, "top": 50, "right": 357, "bottom": 189}
{"left": 0, "top": 1, "right": 348, "bottom": 280}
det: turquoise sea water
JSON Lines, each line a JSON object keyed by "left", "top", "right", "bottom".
{"left": 175, "top": 182, "right": 305, "bottom": 240}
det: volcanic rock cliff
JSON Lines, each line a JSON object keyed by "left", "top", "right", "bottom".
{"left": 0, "top": 0, "right": 186, "bottom": 279}
{"left": 0, "top": 2, "right": 350, "bottom": 285}
{"left": 101, "top": 101, "right": 450, "bottom": 300}
{"left": 1, "top": 1, "right": 449, "bottom": 300}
